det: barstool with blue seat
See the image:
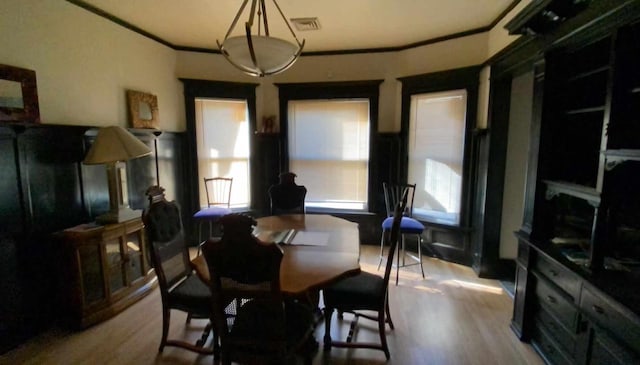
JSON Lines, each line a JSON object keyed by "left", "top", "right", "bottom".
{"left": 194, "top": 177, "right": 233, "bottom": 255}
{"left": 378, "top": 183, "right": 425, "bottom": 285}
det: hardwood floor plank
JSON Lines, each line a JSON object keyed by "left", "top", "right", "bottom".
{"left": 1, "top": 245, "right": 542, "bottom": 365}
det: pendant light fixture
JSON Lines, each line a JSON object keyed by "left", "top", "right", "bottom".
{"left": 217, "top": 0, "right": 305, "bottom": 77}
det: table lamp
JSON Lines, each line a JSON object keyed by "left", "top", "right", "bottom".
{"left": 83, "top": 126, "right": 152, "bottom": 224}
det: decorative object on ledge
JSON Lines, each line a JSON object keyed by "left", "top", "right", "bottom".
{"left": 260, "top": 115, "right": 277, "bottom": 133}
{"left": 126, "top": 90, "right": 159, "bottom": 129}
{"left": 217, "top": 0, "right": 305, "bottom": 77}
{"left": 83, "top": 126, "right": 152, "bottom": 223}
{"left": 0, "top": 64, "right": 40, "bottom": 123}
{"left": 505, "top": 0, "right": 591, "bottom": 36}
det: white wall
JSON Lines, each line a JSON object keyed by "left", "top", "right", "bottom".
{"left": 500, "top": 71, "right": 534, "bottom": 258}
{"left": 487, "top": 0, "right": 532, "bottom": 58}
{"left": 1, "top": 0, "right": 184, "bottom": 131}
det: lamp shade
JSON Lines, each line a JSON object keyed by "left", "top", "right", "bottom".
{"left": 83, "top": 126, "right": 152, "bottom": 164}
{"left": 218, "top": 0, "right": 304, "bottom": 77}
{"left": 220, "top": 35, "right": 302, "bottom": 76}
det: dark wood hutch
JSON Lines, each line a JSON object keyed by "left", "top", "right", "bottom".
{"left": 491, "top": 0, "right": 640, "bottom": 364}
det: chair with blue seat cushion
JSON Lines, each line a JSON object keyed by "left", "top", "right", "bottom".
{"left": 142, "top": 189, "right": 218, "bottom": 355}
{"left": 378, "top": 182, "right": 425, "bottom": 285}
{"left": 194, "top": 177, "right": 233, "bottom": 255}
{"left": 323, "top": 187, "right": 408, "bottom": 360}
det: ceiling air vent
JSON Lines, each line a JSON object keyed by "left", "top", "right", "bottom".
{"left": 290, "top": 17, "right": 321, "bottom": 31}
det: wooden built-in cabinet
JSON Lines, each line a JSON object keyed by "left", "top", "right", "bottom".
{"left": 56, "top": 217, "right": 157, "bottom": 328}
{"left": 498, "top": 1, "right": 640, "bottom": 364}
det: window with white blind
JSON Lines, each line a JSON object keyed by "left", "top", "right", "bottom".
{"left": 288, "top": 99, "right": 370, "bottom": 210}
{"left": 408, "top": 89, "right": 467, "bottom": 225}
{"left": 195, "top": 98, "right": 250, "bottom": 208}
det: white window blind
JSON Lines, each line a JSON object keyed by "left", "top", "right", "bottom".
{"left": 288, "top": 99, "right": 370, "bottom": 210}
{"left": 408, "top": 90, "right": 467, "bottom": 225}
{"left": 195, "top": 98, "right": 250, "bottom": 208}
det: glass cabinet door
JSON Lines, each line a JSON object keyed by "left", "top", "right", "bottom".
{"left": 126, "top": 231, "right": 144, "bottom": 282}
{"left": 105, "top": 237, "right": 126, "bottom": 294}
{"left": 78, "top": 243, "right": 105, "bottom": 305}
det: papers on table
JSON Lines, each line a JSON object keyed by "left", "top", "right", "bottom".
{"left": 255, "top": 229, "right": 329, "bottom": 246}
{"left": 290, "top": 231, "right": 329, "bottom": 246}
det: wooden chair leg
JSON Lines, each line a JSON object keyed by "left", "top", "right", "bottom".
{"left": 159, "top": 307, "right": 170, "bottom": 352}
{"left": 377, "top": 309, "right": 391, "bottom": 360}
{"left": 323, "top": 307, "right": 334, "bottom": 351}
{"left": 195, "top": 321, "right": 211, "bottom": 347}
{"left": 385, "top": 296, "right": 394, "bottom": 330}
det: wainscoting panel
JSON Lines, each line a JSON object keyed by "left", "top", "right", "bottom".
{"left": 0, "top": 124, "right": 186, "bottom": 354}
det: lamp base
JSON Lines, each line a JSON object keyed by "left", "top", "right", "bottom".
{"left": 96, "top": 207, "right": 142, "bottom": 224}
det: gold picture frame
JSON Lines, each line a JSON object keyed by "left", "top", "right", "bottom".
{"left": 127, "top": 90, "right": 159, "bottom": 129}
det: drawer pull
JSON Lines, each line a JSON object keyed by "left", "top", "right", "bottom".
{"left": 592, "top": 305, "right": 605, "bottom": 315}
{"left": 546, "top": 295, "right": 557, "bottom": 304}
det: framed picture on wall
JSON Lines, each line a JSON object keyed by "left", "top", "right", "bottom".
{"left": 0, "top": 64, "right": 40, "bottom": 123}
{"left": 127, "top": 89, "right": 159, "bottom": 129}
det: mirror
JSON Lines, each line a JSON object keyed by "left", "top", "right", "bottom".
{"left": 0, "top": 80, "right": 24, "bottom": 108}
{"left": 127, "top": 90, "right": 159, "bottom": 129}
{"left": 138, "top": 100, "right": 153, "bottom": 120}
{"left": 0, "top": 64, "right": 40, "bottom": 123}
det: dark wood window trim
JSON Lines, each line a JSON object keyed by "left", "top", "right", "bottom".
{"left": 398, "top": 65, "right": 482, "bottom": 229}
{"left": 275, "top": 80, "right": 383, "bottom": 212}
{"left": 179, "top": 79, "right": 259, "bottom": 216}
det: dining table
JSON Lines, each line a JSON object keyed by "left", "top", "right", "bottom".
{"left": 191, "top": 214, "right": 362, "bottom": 297}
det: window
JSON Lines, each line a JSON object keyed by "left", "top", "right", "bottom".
{"left": 408, "top": 90, "right": 467, "bottom": 225}
{"left": 277, "top": 80, "right": 381, "bottom": 212}
{"left": 288, "top": 99, "right": 370, "bottom": 210}
{"left": 195, "top": 98, "right": 250, "bottom": 208}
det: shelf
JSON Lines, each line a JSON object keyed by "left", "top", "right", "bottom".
{"left": 567, "top": 65, "right": 610, "bottom": 82}
{"left": 565, "top": 106, "right": 605, "bottom": 115}
{"left": 603, "top": 149, "right": 640, "bottom": 170}
{"left": 543, "top": 180, "right": 600, "bottom": 205}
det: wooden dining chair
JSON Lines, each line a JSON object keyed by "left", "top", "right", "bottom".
{"left": 268, "top": 172, "right": 307, "bottom": 215}
{"left": 142, "top": 192, "right": 218, "bottom": 356}
{"left": 322, "top": 187, "right": 408, "bottom": 360}
{"left": 201, "top": 213, "right": 315, "bottom": 365}
{"left": 378, "top": 182, "right": 425, "bottom": 285}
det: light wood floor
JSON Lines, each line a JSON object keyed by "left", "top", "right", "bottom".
{"left": 1, "top": 245, "right": 542, "bottom": 365}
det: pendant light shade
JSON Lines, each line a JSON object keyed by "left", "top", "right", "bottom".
{"left": 218, "top": 0, "right": 305, "bottom": 77}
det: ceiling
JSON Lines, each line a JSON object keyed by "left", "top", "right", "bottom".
{"left": 72, "top": 0, "right": 518, "bottom": 54}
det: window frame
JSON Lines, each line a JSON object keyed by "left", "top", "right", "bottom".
{"left": 398, "top": 66, "right": 481, "bottom": 228}
{"left": 276, "top": 80, "right": 383, "bottom": 213}
{"left": 181, "top": 79, "right": 258, "bottom": 215}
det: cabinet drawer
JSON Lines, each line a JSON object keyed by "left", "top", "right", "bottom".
{"left": 532, "top": 323, "right": 574, "bottom": 365}
{"left": 589, "top": 326, "right": 640, "bottom": 365}
{"left": 580, "top": 287, "right": 640, "bottom": 354}
{"left": 534, "top": 306, "right": 576, "bottom": 355}
{"left": 534, "top": 253, "right": 581, "bottom": 299}
{"left": 535, "top": 275, "right": 578, "bottom": 331}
